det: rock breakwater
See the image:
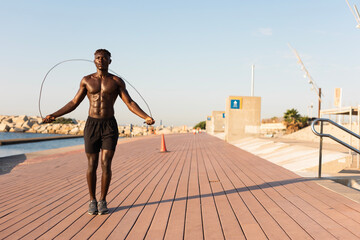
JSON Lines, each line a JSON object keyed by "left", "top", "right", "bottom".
{"left": 0, "top": 115, "right": 190, "bottom": 137}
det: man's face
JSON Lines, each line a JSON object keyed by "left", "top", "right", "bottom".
{"left": 94, "top": 52, "right": 111, "bottom": 70}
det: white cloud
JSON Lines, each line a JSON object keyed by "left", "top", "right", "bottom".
{"left": 259, "top": 28, "right": 273, "bottom": 36}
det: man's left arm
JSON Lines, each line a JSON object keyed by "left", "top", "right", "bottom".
{"left": 119, "top": 81, "right": 155, "bottom": 125}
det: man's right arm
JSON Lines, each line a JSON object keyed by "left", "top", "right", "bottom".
{"left": 43, "top": 78, "right": 87, "bottom": 123}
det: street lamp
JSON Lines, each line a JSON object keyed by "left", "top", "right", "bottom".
{"left": 345, "top": 0, "right": 360, "bottom": 29}
{"left": 288, "top": 44, "right": 323, "bottom": 118}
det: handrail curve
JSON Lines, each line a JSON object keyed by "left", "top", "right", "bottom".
{"left": 311, "top": 118, "right": 360, "bottom": 154}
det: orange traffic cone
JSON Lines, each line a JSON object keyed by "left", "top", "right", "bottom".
{"left": 160, "top": 134, "right": 168, "bottom": 152}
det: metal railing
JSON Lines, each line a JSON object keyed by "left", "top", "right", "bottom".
{"left": 311, "top": 118, "right": 360, "bottom": 178}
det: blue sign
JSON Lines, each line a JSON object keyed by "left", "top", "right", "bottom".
{"left": 207, "top": 117, "right": 211, "bottom": 121}
{"left": 230, "top": 99, "right": 240, "bottom": 109}
{"left": 222, "top": 113, "right": 225, "bottom": 118}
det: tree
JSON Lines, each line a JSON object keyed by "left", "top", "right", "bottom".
{"left": 284, "top": 108, "right": 301, "bottom": 123}
{"left": 283, "top": 108, "right": 309, "bottom": 133}
{"left": 194, "top": 121, "right": 206, "bottom": 130}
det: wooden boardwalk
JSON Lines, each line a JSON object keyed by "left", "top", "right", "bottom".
{"left": 1, "top": 133, "right": 360, "bottom": 239}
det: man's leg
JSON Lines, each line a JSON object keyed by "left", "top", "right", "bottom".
{"left": 98, "top": 149, "right": 114, "bottom": 215}
{"left": 86, "top": 153, "right": 99, "bottom": 201}
{"left": 99, "top": 149, "right": 115, "bottom": 201}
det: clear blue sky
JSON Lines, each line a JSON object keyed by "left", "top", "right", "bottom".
{"left": 0, "top": 0, "right": 359, "bottom": 126}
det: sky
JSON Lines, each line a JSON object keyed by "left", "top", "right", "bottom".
{"left": 0, "top": 0, "right": 359, "bottom": 127}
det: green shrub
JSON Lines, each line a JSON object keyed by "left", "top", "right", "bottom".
{"left": 53, "top": 117, "right": 75, "bottom": 124}
{"left": 283, "top": 109, "right": 309, "bottom": 133}
{"left": 194, "top": 121, "right": 206, "bottom": 129}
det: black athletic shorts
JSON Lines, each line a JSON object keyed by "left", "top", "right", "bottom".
{"left": 84, "top": 116, "right": 119, "bottom": 153}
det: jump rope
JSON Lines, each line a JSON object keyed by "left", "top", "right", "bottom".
{"left": 38, "top": 59, "right": 153, "bottom": 121}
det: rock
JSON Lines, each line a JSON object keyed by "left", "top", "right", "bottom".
{"left": 48, "top": 129, "right": 57, "bottom": 134}
{"left": 61, "top": 125, "right": 74, "bottom": 133}
{"left": 10, "top": 127, "right": 25, "bottom": 132}
{"left": 38, "top": 125, "right": 48, "bottom": 133}
{"left": 13, "top": 117, "right": 26, "bottom": 128}
{"left": 79, "top": 123, "right": 85, "bottom": 132}
{"left": 27, "top": 128, "right": 37, "bottom": 133}
{"left": 31, "top": 122, "right": 40, "bottom": 129}
{"left": 51, "top": 124, "right": 62, "bottom": 131}
{"left": 32, "top": 124, "right": 41, "bottom": 132}
{"left": 14, "top": 115, "right": 28, "bottom": 122}
{"left": 2, "top": 118, "right": 12, "bottom": 124}
{"left": 69, "top": 127, "right": 80, "bottom": 135}
{"left": 32, "top": 117, "right": 43, "bottom": 124}
{"left": 22, "top": 120, "right": 35, "bottom": 129}
{"left": 6, "top": 123, "right": 15, "bottom": 129}
{"left": 0, "top": 124, "right": 10, "bottom": 132}
{"left": 40, "top": 129, "right": 49, "bottom": 134}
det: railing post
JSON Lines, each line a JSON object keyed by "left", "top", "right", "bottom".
{"left": 318, "top": 121, "right": 323, "bottom": 178}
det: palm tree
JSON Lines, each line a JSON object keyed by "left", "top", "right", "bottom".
{"left": 284, "top": 108, "right": 300, "bottom": 124}
{"left": 283, "top": 108, "right": 308, "bottom": 133}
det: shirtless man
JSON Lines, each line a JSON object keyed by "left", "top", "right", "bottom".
{"left": 43, "top": 49, "right": 155, "bottom": 215}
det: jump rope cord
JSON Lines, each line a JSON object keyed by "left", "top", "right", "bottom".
{"left": 38, "top": 59, "right": 153, "bottom": 119}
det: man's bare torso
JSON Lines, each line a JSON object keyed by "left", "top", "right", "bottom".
{"left": 43, "top": 49, "right": 154, "bottom": 126}
{"left": 83, "top": 73, "right": 124, "bottom": 119}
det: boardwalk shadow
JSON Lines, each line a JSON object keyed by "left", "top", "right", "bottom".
{"left": 108, "top": 177, "right": 319, "bottom": 214}
{"left": 0, "top": 154, "right": 27, "bottom": 175}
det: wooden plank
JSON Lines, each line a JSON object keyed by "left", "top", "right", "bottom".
{"left": 183, "top": 140, "right": 203, "bottom": 240}
{"left": 98, "top": 149, "right": 181, "bottom": 239}
{"left": 249, "top": 151, "right": 360, "bottom": 238}
{"left": 125, "top": 137, "right": 192, "bottom": 240}
{"left": 163, "top": 138, "right": 192, "bottom": 240}
{"left": 232, "top": 145, "right": 360, "bottom": 239}
{"left": 200, "top": 136, "right": 246, "bottom": 240}
{"left": 207, "top": 139, "right": 312, "bottom": 240}
{"left": 196, "top": 138, "right": 224, "bottom": 240}
{"left": 144, "top": 137, "right": 190, "bottom": 240}
{"left": 201, "top": 139, "right": 268, "bottom": 240}
{"left": 218, "top": 141, "right": 337, "bottom": 239}
{"left": 0, "top": 154, "right": 86, "bottom": 210}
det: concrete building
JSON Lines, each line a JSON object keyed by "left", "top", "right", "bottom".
{"left": 225, "top": 96, "right": 261, "bottom": 142}
{"left": 212, "top": 111, "right": 225, "bottom": 132}
{"left": 205, "top": 116, "right": 213, "bottom": 133}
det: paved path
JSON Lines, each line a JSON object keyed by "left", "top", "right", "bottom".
{"left": 1, "top": 133, "right": 360, "bottom": 239}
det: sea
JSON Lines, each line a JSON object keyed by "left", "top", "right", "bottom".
{"left": 0, "top": 132, "right": 84, "bottom": 158}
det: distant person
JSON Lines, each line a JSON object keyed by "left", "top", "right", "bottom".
{"left": 43, "top": 49, "right": 155, "bottom": 215}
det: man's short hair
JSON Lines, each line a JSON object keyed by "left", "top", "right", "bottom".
{"left": 94, "top": 49, "right": 111, "bottom": 58}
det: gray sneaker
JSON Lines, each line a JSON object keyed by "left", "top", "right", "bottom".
{"left": 98, "top": 200, "right": 109, "bottom": 215}
{"left": 88, "top": 200, "right": 98, "bottom": 215}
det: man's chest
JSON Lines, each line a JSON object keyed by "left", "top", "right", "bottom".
{"left": 86, "top": 78, "right": 119, "bottom": 95}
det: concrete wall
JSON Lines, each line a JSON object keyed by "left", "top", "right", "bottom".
{"left": 225, "top": 96, "right": 261, "bottom": 142}
{"left": 205, "top": 116, "right": 213, "bottom": 133}
{"left": 212, "top": 111, "right": 225, "bottom": 132}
